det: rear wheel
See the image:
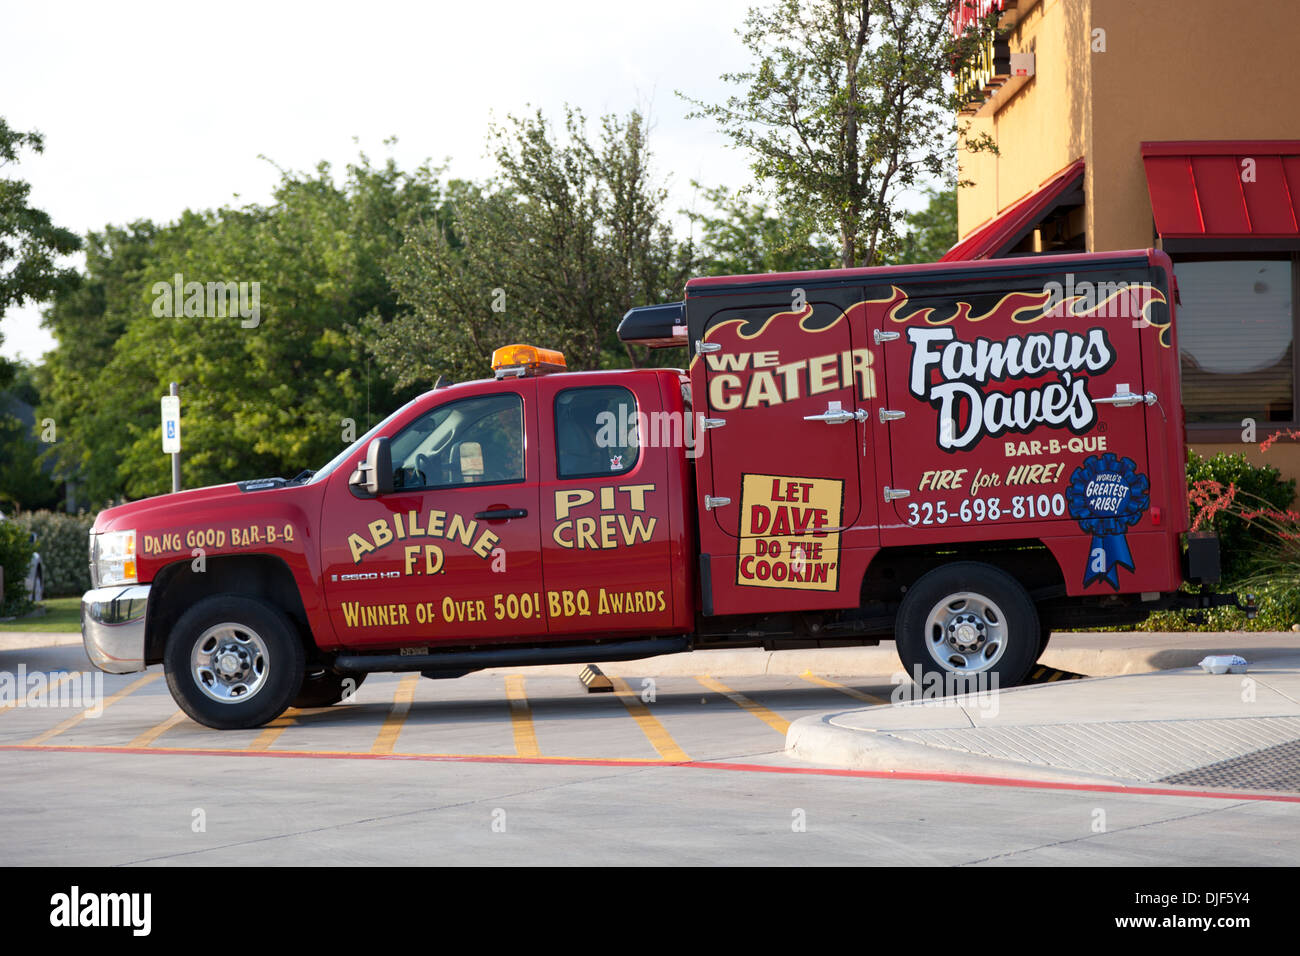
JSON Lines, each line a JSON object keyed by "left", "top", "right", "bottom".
{"left": 163, "top": 595, "right": 305, "bottom": 729}
{"left": 895, "top": 561, "right": 1039, "bottom": 691}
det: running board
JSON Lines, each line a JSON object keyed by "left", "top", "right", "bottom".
{"left": 334, "top": 636, "right": 690, "bottom": 675}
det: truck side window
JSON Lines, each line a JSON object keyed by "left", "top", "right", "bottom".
{"left": 390, "top": 393, "right": 524, "bottom": 490}
{"left": 555, "top": 386, "right": 639, "bottom": 478}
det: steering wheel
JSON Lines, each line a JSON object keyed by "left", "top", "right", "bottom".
{"left": 416, "top": 453, "right": 433, "bottom": 486}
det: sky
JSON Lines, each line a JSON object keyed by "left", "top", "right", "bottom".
{"left": 1, "top": 0, "right": 931, "bottom": 363}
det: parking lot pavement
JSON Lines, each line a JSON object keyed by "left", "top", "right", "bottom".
{"left": 0, "top": 644, "right": 900, "bottom": 765}
{"left": 4, "top": 640, "right": 1300, "bottom": 865}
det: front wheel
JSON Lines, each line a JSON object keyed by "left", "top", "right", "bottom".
{"left": 163, "top": 595, "right": 305, "bottom": 729}
{"left": 895, "top": 561, "right": 1039, "bottom": 691}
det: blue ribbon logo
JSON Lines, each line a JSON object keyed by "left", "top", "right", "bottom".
{"left": 1067, "top": 453, "right": 1149, "bottom": 589}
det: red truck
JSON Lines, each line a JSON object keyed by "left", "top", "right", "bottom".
{"left": 82, "top": 249, "right": 1242, "bottom": 729}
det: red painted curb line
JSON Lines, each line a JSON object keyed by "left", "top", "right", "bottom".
{"left": 3, "top": 742, "right": 1298, "bottom": 803}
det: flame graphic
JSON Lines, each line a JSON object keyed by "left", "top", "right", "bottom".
{"left": 884, "top": 283, "right": 1171, "bottom": 347}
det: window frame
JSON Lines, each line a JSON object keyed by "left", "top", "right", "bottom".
{"left": 390, "top": 391, "right": 527, "bottom": 492}
{"left": 552, "top": 384, "right": 641, "bottom": 481}
{"left": 1170, "top": 251, "right": 1300, "bottom": 441}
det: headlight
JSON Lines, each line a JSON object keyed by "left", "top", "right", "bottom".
{"left": 93, "top": 530, "right": 137, "bottom": 587}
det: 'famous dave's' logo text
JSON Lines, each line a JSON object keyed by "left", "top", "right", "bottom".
{"left": 893, "top": 280, "right": 1167, "bottom": 453}
{"left": 907, "top": 327, "right": 1116, "bottom": 452}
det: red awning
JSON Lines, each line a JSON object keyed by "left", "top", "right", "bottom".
{"left": 941, "top": 158, "right": 1085, "bottom": 261}
{"left": 1141, "top": 141, "right": 1300, "bottom": 238}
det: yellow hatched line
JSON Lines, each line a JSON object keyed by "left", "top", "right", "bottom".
{"left": 24, "top": 673, "right": 161, "bottom": 745}
{"left": 799, "top": 671, "right": 889, "bottom": 705}
{"left": 504, "top": 675, "right": 540, "bottom": 757}
{"left": 129, "top": 709, "right": 190, "bottom": 748}
{"left": 248, "top": 711, "right": 299, "bottom": 751}
{"left": 696, "top": 675, "right": 791, "bottom": 736}
{"left": 1, "top": 672, "right": 79, "bottom": 713}
{"left": 609, "top": 676, "right": 689, "bottom": 762}
{"left": 371, "top": 674, "right": 419, "bottom": 754}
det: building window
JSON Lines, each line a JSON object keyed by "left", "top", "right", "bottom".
{"left": 1175, "top": 257, "right": 1296, "bottom": 428}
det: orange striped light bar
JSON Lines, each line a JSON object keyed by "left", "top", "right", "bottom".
{"left": 491, "top": 344, "right": 567, "bottom": 378}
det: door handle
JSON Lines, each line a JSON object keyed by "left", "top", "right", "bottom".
{"left": 1093, "top": 382, "right": 1157, "bottom": 408}
{"left": 474, "top": 508, "right": 528, "bottom": 520}
{"left": 804, "top": 401, "right": 868, "bottom": 424}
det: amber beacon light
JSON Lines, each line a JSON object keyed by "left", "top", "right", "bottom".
{"left": 491, "top": 344, "right": 567, "bottom": 378}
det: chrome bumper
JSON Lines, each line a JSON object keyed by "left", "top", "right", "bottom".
{"left": 81, "top": 585, "right": 151, "bottom": 674}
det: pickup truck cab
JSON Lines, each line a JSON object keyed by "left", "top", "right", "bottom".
{"left": 82, "top": 249, "right": 1240, "bottom": 729}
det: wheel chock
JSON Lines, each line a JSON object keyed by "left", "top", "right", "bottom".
{"left": 578, "top": 664, "right": 614, "bottom": 693}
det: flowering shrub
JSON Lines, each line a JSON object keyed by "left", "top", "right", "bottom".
{"left": 1132, "top": 447, "right": 1300, "bottom": 631}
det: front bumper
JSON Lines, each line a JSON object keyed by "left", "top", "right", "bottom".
{"left": 81, "top": 585, "right": 151, "bottom": 674}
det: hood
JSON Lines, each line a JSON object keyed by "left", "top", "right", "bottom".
{"left": 93, "top": 480, "right": 314, "bottom": 533}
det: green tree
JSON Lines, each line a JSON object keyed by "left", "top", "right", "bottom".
{"left": 687, "top": 184, "right": 838, "bottom": 276}
{"left": 0, "top": 117, "right": 81, "bottom": 322}
{"left": 683, "top": 0, "right": 996, "bottom": 268}
{"left": 0, "top": 362, "right": 61, "bottom": 511}
{"left": 0, "top": 117, "right": 81, "bottom": 508}
{"left": 363, "top": 108, "right": 691, "bottom": 388}
{"left": 41, "top": 153, "right": 443, "bottom": 503}
{"left": 886, "top": 185, "right": 957, "bottom": 265}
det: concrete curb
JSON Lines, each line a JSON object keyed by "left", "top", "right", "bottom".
{"left": 0, "top": 632, "right": 83, "bottom": 652}
{"left": 784, "top": 710, "right": 1129, "bottom": 786}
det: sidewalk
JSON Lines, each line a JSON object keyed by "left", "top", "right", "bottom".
{"left": 786, "top": 645, "right": 1300, "bottom": 792}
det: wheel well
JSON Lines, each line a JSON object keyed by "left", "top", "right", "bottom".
{"left": 145, "top": 555, "right": 312, "bottom": 665}
{"left": 860, "top": 539, "right": 1066, "bottom": 607}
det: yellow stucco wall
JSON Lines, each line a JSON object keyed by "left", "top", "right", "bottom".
{"left": 958, "top": 0, "right": 1300, "bottom": 248}
{"left": 955, "top": 0, "right": 1300, "bottom": 484}
{"left": 957, "top": 0, "right": 1087, "bottom": 238}
{"left": 1087, "top": 0, "right": 1300, "bottom": 251}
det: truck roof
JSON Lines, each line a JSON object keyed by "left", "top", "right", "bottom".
{"left": 685, "top": 248, "right": 1168, "bottom": 296}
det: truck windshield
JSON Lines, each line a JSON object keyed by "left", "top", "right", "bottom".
{"left": 305, "top": 396, "right": 423, "bottom": 486}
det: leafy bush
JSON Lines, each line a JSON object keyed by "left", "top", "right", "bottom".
{"left": 0, "top": 518, "right": 36, "bottom": 610}
{"left": 15, "top": 510, "right": 95, "bottom": 597}
{"left": 1185, "top": 449, "right": 1295, "bottom": 582}
{"left": 1134, "top": 579, "right": 1300, "bottom": 632}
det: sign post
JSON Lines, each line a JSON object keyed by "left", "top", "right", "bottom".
{"left": 161, "top": 383, "right": 181, "bottom": 493}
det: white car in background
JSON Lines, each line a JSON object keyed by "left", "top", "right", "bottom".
{"left": 0, "top": 512, "right": 44, "bottom": 602}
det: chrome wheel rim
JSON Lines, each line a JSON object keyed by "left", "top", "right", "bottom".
{"left": 923, "top": 591, "right": 1008, "bottom": 674}
{"left": 191, "top": 623, "right": 269, "bottom": 703}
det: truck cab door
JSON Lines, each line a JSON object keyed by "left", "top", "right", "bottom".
{"left": 535, "top": 373, "right": 678, "bottom": 638}
{"left": 320, "top": 382, "right": 547, "bottom": 648}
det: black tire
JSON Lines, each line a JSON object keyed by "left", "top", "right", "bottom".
{"left": 1038, "top": 627, "right": 1052, "bottom": 657}
{"left": 163, "top": 595, "right": 305, "bottom": 730}
{"left": 895, "top": 561, "right": 1040, "bottom": 692}
{"left": 293, "top": 670, "right": 366, "bottom": 708}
